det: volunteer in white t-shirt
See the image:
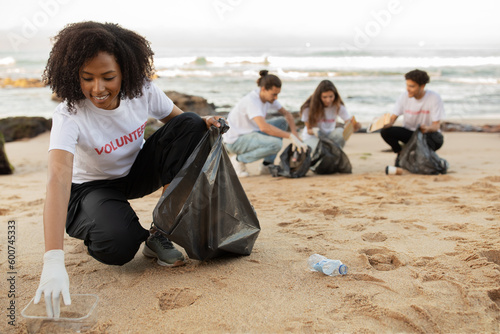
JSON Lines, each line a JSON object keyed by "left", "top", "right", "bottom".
{"left": 381, "top": 69, "right": 445, "bottom": 166}
{"left": 223, "top": 70, "right": 307, "bottom": 177}
{"left": 300, "top": 80, "right": 361, "bottom": 150}
{"left": 33, "top": 22, "right": 223, "bottom": 318}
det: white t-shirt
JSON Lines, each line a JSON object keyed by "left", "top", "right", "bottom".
{"left": 300, "top": 105, "right": 351, "bottom": 141}
{"left": 223, "top": 88, "right": 283, "bottom": 144}
{"left": 49, "top": 82, "right": 173, "bottom": 184}
{"left": 393, "top": 90, "right": 445, "bottom": 131}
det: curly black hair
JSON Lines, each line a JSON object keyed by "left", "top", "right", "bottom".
{"left": 405, "top": 69, "right": 430, "bottom": 86}
{"left": 43, "top": 21, "right": 155, "bottom": 113}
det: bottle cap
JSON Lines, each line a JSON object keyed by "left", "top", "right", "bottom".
{"left": 338, "top": 264, "right": 348, "bottom": 275}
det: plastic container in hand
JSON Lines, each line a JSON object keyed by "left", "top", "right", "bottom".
{"left": 21, "top": 294, "right": 98, "bottom": 333}
{"left": 307, "top": 254, "right": 348, "bottom": 276}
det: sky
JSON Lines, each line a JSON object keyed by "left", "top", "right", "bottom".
{"left": 1, "top": 0, "right": 500, "bottom": 52}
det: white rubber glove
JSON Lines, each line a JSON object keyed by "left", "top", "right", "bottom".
{"left": 289, "top": 134, "right": 308, "bottom": 154}
{"left": 312, "top": 127, "right": 320, "bottom": 137}
{"left": 34, "top": 250, "right": 71, "bottom": 318}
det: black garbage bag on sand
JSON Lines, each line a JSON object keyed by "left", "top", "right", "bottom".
{"left": 310, "top": 136, "right": 352, "bottom": 174}
{"left": 399, "top": 129, "right": 449, "bottom": 175}
{"left": 153, "top": 119, "right": 260, "bottom": 261}
{"left": 270, "top": 144, "right": 311, "bottom": 178}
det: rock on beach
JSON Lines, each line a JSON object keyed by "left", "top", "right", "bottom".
{"left": 164, "top": 91, "right": 216, "bottom": 116}
{"left": 0, "top": 131, "right": 14, "bottom": 174}
{"left": 0, "top": 117, "right": 52, "bottom": 143}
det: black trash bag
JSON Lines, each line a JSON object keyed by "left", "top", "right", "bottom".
{"left": 399, "top": 129, "right": 449, "bottom": 175}
{"left": 270, "top": 144, "right": 311, "bottom": 178}
{"left": 152, "top": 119, "right": 260, "bottom": 261}
{"left": 310, "top": 136, "right": 352, "bottom": 174}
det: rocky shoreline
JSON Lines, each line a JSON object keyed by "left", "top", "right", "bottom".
{"left": 0, "top": 112, "right": 499, "bottom": 176}
{"left": 0, "top": 77, "right": 46, "bottom": 88}
{"left": 2, "top": 94, "right": 500, "bottom": 144}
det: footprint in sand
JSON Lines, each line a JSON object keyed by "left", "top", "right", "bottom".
{"left": 298, "top": 203, "right": 321, "bottom": 213}
{"left": 469, "top": 181, "right": 497, "bottom": 194}
{"left": 157, "top": 288, "right": 201, "bottom": 310}
{"left": 482, "top": 176, "right": 500, "bottom": 183}
{"left": 480, "top": 250, "right": 500, "bottom": 266}
{"left": 444, "top": 196, "right": 460, "bottom": 203}
{"left": 210, "top": 276, "right": 229, "bottom": 289}
{"left": 344, "top": 223, "right": 366, "bottom": 232}
{"left": 487, "top": 289, "right": 500, "bottom": 308}
{"left": 360, "top": 248, "right": 408, "bottom": 271}
{"left": 361, "top": 232, "right": 387, "bottom": 242}
{"left": 322, "top": 207, "right": 340, "bottom": 218}
{"left": 277, "top": 218, "right": 303, "bottom": 228}
{"left": 438, "top": 222, "right": 468, "bottom": 231}
{"left": 341, "top": 293, "right": 424, "bottom": 332}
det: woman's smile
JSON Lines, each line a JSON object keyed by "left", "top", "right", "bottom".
{"left": 79, "top": 52, "right": 122, "bottom": 110}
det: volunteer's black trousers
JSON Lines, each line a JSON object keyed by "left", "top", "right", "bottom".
{"left": 66, "top": 113, "right": 207, "bottom": 265}
{"left": 380, "top": 126, "right": 444, "bottom": 153}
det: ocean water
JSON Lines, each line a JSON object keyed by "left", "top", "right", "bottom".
{"left": 1, "top": 47, "right": 500, "bottom": 124}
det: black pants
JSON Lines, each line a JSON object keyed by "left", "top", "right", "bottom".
{"left": 66, "top": 113, "right": 207, "bottom": 265}
{"left": 380, "top": 126, "right": 444, "bottom": 153}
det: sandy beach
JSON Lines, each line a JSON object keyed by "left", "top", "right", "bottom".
{"left": 1, "top": 122, "right": 500, "bottom": 333}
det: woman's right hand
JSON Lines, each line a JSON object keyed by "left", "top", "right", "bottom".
{"left": 38, "top": 149, "right": 74, "bottom": 317}
{"left": 307, "top": 127, "right": 320, "bottom": 137}
{"left": 289, "top": 134, "right": 308, "bottom": 153}
{"left": 34, "top": 249, "right": 71, "bottom": 318}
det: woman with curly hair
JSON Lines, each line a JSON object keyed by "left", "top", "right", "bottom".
{"left": 34, "top": 21, "right": 222, "bottom": 317}
{"left": 300, "top": 80, "right": 360, "bottom": 150}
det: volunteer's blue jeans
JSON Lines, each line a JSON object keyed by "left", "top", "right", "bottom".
{"left": 225, "top": 117, "right": 288, "bottom": 164}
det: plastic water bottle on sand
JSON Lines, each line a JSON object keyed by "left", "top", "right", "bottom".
{"left": 307, "top": 254, "right": 348, "bottom": 276}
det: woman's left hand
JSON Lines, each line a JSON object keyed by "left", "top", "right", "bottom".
{"left": 202, "top": 116, "right": 223, "bottom": 129}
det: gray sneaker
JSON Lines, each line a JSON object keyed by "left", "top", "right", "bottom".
{"left": 259, "top": 163, "right": 271, "bottom": 175}
{"left": 143, "top": 230, "right": 185, "bottom": 267}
